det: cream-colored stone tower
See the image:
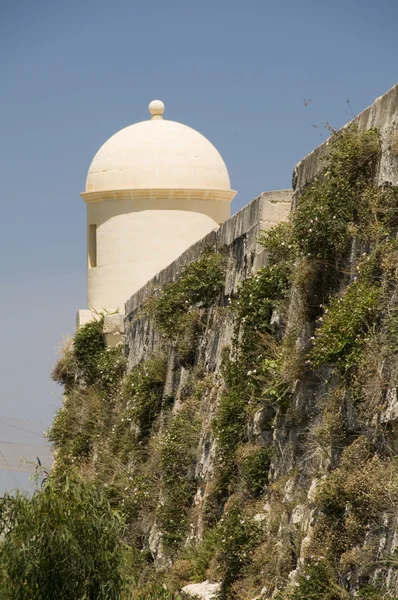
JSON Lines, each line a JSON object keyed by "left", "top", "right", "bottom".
{"left": 77, "top": 100, "right": 236, "bottom": 326}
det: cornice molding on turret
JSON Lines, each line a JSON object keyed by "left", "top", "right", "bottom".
{"left": 81, "top": 188, "right": 237, "bottom": 204}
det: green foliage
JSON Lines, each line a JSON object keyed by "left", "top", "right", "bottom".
{"left": 215, "top": 498, "right": 262, "bottom": 599}
{"left": 174, "top": 309, "right": 205, "bottom": 366}
{"left": 46, "top": 124, "right": 398, "bottom": 600}
{"left": 259, "top": 221, "right": 297, "bottom": 264}
{"left": 147, "top": 250, "right": 226, "bottom": 339}
{"left": 233, "top": 263, "right": 291, "bottom": 335}
{"left": 310, "top": 279, "right": 382, "bottom": 372}
{"left": 315, "top": 437, "right": 398, "bottom": 557}
{"left": 73, "top": 317, "right": 106, "bottom": 384}
{"left": 212, "top": 362, "right": 247, "bottom": 477}
{"left": 292, "top": 128, "right": 381, "bottom": 261}
{"left": 289, "top": 559, "right": 347, "bottom": 600}
{"left": 237, "top": 444, "right": 272, "bottom": 498}
{"left": 186, "top": 527, "right": 220, "bottom": 581}
{"left": 95, "top": 345, "right": 127, "bottom": 395}
{"left": 0, "top": 470, "right": 131, "bottom": 600}
{"left": 157, "top": 405, "right": 200, "bottom": 551}
{"left": 53, "top": 318, "right": 126, "bottom": 395}
{"left": 116, "top": 355, "right": 167, "bottom": 447}
{"left": 47, "top": 388, "right": 105, "bottom": 462}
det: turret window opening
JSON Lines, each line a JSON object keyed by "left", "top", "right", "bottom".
{"left": 88, "top": 224, "right": 97, "bottom": 268}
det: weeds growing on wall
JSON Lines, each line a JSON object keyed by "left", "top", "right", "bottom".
{"left": 157, "top": 402, "right": 201, "bottom": 551}
{"left": 145, "top": 249, "right": 226, "bottom": 340}
{"left": 292, "top": 128, "right": 381, "bottom": 262}
{"left": 309, "top": 279, "right": 382, "bottom": 373}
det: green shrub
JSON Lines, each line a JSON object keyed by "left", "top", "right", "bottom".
{"left": 147, "top": 250, "right": 226, "bottom": 339}
{"left": 55, "top": 317, "right": 126, "bottom": 396}
{"left": 237, "top": 444, "right": 272, "bottom": 498}
{"left": 95, "top": 345, "right": 126, "bottom": 396}
{"left": 215, "top": 498, "right": 262, "bottom": 599}
{"left": 310, "top": 279, "right": 382, "bottom": 372}
{"left": 233, "top": 263, "right": 291, "bottom": 335}
{"left": 292, "top": 128, "right": 381, "bottom": 262}
{"left": 185, "top": 527, "right": 220, "bottom": 581}
{"left": 73, "top": 316, "right": 105, "bottom": 384}
{"left": 174, "top": 309, "right": 205, "bottom": 365}
{"left": 259, "top": 221, "right": 297, "bottom": 264}
{"left": 289, "top": 559, "right": 347, "bottom": 600}
{"left": 0, "top": 470, "right": 131, "bottom": 600}
{"left": 117, "top": 356, "right": 167, "bottom": 445}
{"left": 157, "top": 405, "right": 200, "bottom": 551}
{"left": 213, "top": 385, "right": 247, "bottom": 475}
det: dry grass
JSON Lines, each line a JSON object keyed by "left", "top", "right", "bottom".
{"left": 309, "top": 386, "right": 346, "bottom": 457}
{"left": 390, "top": 132, "right": 398, "bottom": 157}
{"left": 352, "top": 335, "right": 389, "bottom": 424}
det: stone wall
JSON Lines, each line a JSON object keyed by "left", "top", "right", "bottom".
{"left": 124, "top": 189, "right": 292, "bottom": 368}
{"left": 293, "top": 82, "right": 398, "bottom": 198}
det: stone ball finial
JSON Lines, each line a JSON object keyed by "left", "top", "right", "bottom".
{"left": 149, "top": 99, "right": 165, "bottom": 118}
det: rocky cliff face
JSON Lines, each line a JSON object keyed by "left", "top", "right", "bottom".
{"left": 50, "top": 85, "right": 398, "bottom": 600}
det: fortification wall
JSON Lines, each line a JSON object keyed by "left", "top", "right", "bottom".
{"left": 55, "top": 83, "right": 398, "bottom": 598}
{"left": 293, "top": 82, "right": 398, "bottom": 197}
{"left": 123, "top": 189, "right": 292, "bottom": 367}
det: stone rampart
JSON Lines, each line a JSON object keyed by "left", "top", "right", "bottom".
{"left": 125, "top": 189, "right": 292, "bottom": 317}
{"left": 293, "top": 83, "right": 398, "bottom": 198}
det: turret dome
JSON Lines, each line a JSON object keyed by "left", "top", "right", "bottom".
{"left": 84, "top": 100, "right": 235, "bottom": 198}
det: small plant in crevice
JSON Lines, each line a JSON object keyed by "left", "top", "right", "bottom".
{"left": 232, "top": 263, "right": 292, "bottom": 336}
{"left": 259, "top": 221, "right": 297, "bottom": 265}
{"left": 174, "top": 308, "right": 206, "bottom": 366}
{"left": 309, "top": 386, "right": 347, "bottom": 456}
{"left": 288, "top": 558, "right": 348, "bottom": 600}
{"left": 236, "top": 444, "right": 272, "bottom": 498}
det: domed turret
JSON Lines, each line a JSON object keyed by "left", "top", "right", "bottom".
{"left": 84, "top": 101, "right": 234, "bottom": 196}
{"left": 78, "top": 101, "right": 236, "bottom": 321}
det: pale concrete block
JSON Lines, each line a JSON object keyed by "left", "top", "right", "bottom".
{"left": 258, "top": 189, "right": 293, "bottom": 228}
{"left": 103, "top": 313, "right": 125, "bottom": 348}
{"left": 76, "top": 309, "right": 99, "bottom": 329}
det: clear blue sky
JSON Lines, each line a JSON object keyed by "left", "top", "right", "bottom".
{"left": 1, "top": 0, "right": 397, "bottom": 425}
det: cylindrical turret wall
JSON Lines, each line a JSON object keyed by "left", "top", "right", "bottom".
{"left": 85, "top": 193, "right": 230, "bottom": 312}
